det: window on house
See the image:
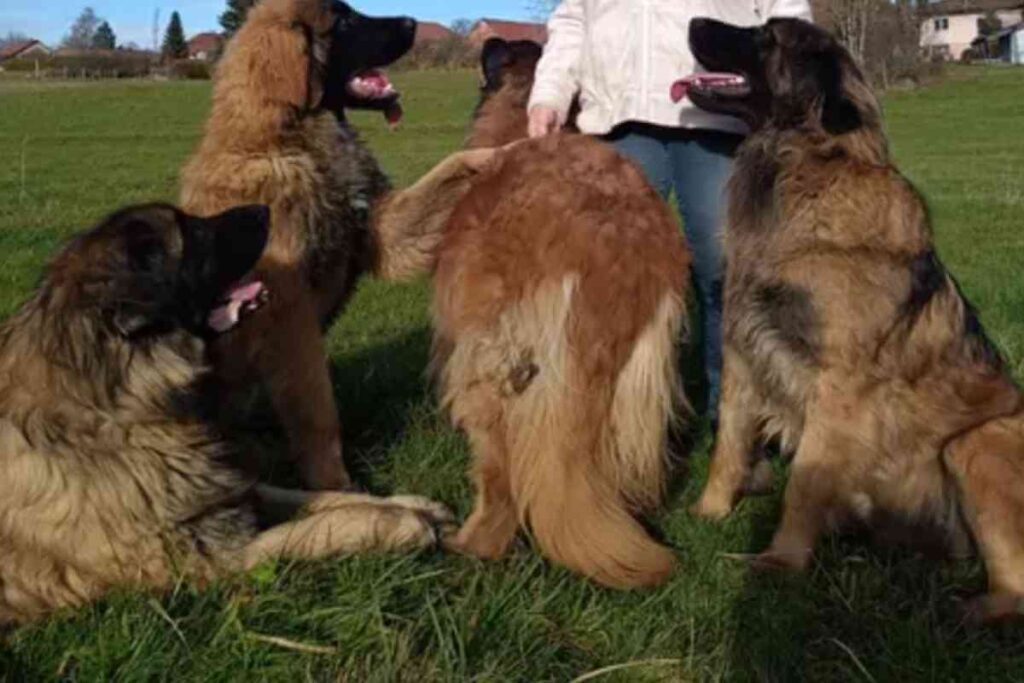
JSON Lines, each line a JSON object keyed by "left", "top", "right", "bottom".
{"left": 934, "top": 17, "right": 950, "bottom": 31}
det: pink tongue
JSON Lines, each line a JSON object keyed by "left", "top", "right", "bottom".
{"left": 670, "top": 73, "right": 745, "bottom": 102}
{"left": 362, "top": 70, "right": 388, "bottom": 88}
{"left": 385, "top": 102, "right": 403, "bottom": 129}
{"left": 208, "top": 301, "right": 243, "bottom": 333}
{"left": 207, "top": 280, "right": 266, "bottom": 333}
{"left": 227, "top": 280, "right": 263, "bottom": 303}
{"left": 671, "top": 79, "right": 691, "bottom": 103}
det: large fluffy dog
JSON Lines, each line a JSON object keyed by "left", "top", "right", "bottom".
{"left": 677, "top": 18, "right": 1024, "bottom": 619}
{"left": 431, "top": 39, "right": 690, "bottom": 588}
{"left": 181, "top": 0, "right": 495, "bottom": 490}
{"left": 0, "top": 204, "right": 453, "bottom": 625}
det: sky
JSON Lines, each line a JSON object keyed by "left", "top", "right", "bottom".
{"left": 0, "top": 0, "right": 536, "bottom": 49}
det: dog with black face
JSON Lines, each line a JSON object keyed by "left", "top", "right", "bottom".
{"left": 678, "top": 18, "right": 1024, "bottom": 621}
{"left": 468, "top": 37, "right": 578, "bottom": 148}
{"left": 0, "top": 204, "right": 454, "bottom": 625}
{"left": 181, "top": 0, "right": 498, "bottom": 491}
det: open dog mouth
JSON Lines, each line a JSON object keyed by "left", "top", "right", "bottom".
{"left": 346, "top": 69, "right": 403, "bottom": 127}
{"left": 207, "top": 277, "right": 269, "bottom": 333}
{"left": 671, "top": 73, "right": 750, "bottom": 102}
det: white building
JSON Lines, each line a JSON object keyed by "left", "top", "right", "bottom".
{"left": 920, "top": 0, "right": 1024, "bottom": 60}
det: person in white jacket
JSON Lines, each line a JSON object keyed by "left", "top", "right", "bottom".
{"left": 528, "top": 0, "right": 813, "bottom": 423}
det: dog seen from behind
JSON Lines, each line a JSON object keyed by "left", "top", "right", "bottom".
{"left": 677, "top": 17, "right": 1024, "bottom": 620}
{"left": 0, "top": 205, "right": 453, "bottom": 625}
{"left": 431, "top": 38, "right": 691, "bottom": 589}
{"left": 181, "top": 0, "right": 496, "bottom": 491}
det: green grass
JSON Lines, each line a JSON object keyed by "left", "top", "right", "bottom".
{"left": 2, "top": 66, "right": 1024, "bottom": 681}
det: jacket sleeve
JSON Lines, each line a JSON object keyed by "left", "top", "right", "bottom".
{"left": 762, "top": 0, "right": 814, "bottom": 21}
{"left": 527, "top": 0, "right": 585, "bottom": 121}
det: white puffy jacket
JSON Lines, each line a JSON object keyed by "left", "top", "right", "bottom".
{"left": 528, "top": 0, "right": 813, "bottom": 136}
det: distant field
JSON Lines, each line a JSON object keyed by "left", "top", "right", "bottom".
{"left": 1, "top": 67, "right": 1023, "bottom": 681}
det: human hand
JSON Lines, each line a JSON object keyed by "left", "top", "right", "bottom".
{"left": 528, "top": 106, "right": 561, "bottom": 138}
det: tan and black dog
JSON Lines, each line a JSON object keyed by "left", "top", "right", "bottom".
{"left": 679, "top": 17, "right": 1024, "bottom": 620}
{"left": 181, "top": 0, "right": 497, "bottom": 490}
{"left": 0, "top": 204, "right": 453, "bottom": 625}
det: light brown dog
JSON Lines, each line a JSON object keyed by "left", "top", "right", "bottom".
{"left": 431, "top": 39, "right": 691, "bottom": 588}
{"left": 180, "top": 0, "right": 496, "bottom": 490}
{"left": 680, "top": 17, "right": 1024, "bottom": 620}
{"left": 0, "top": 204, "right": 453, "bottom": 625}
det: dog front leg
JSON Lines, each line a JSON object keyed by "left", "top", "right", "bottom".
{"left": 242, "top": 486, "right": 455, "bottom": 569}
{"left": 256, "top": 286, "right": 349, "bottom": 491}
{"left": 692, "top": 347, "right": 763, "bottom": 519}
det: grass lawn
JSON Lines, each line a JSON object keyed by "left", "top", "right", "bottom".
{"left": 1, "top": 66, "right": 1023, "bottom": 681}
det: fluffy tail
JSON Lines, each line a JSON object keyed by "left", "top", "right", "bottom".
{"left": 372, "top": 148, "right": 499, "bottom": 281}
{"left": 507, "top": 278, "right": 684, "bottom": 589}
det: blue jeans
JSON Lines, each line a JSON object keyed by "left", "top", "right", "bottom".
{"left": 605, "top": 123, "right": 742, "bottom": 420}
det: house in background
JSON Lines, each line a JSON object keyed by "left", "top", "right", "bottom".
{"left": 187, "top": 32, "right": 224, "bottom": 61}
{"left": 467, "top": 19, "right": 547, "bottom": 47}
{"left": 971, "top": 20, "right": 1024, "bottom": 61}
{"left": 920, "top": 0, "right": 1024, "bottom": 60}
{"left": 415, "top": 21, "right": 456, "bottom": 45}
{"left": 0, "top": 39, "right": 51, "bottom": 62}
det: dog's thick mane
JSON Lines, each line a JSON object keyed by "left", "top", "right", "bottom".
{"left": 0, "top": 275, "right": 208, "bottom": 439}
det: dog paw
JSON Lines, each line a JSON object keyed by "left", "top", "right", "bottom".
{"left": 689, "top": 495, "right": 734, "bottom": 521}
{"left": 750, "top": 548, "right": 812, "bottom": 573}
{"left": 744, "top": 459, "right": 775, "bottom": 495}
{"left": 444, "top": 527, "right": 510, "bottom": 560}
{"left": 387, "top": 495, "right": 456, "bottom": 525}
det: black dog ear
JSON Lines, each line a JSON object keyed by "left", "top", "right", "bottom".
{"left": 481, "top": 38, "right": 512, "bottom": 89}
{"left": 818, "top": 56, "right": 862, "bottom": 135}
{"left": 108, "top": 220, "right": 173, "bottom": 337}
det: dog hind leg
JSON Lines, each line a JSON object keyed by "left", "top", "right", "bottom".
{"left": 944, "top": 415, "right": 1024, "bottom": 622}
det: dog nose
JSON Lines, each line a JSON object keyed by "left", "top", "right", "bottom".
{"left": 402, "top": 17, "right": 417, "bottom": 34}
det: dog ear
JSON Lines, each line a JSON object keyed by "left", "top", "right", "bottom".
{"left": 109, "top": 222, "right": 173, "bottom": 337}
{"left": 818, "top": 52, "right": 862, "bottom": 135}
{"left": 256, "top": 23, "right": 317, "bottom": 110}
{"left": 481, "top": 38, "right": 512, "bottom": 90}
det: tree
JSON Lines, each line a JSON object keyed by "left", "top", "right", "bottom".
{"left": 450, "top": 19, "right": 473, "bottom": 37}
{"left": 92, "top": 21, "right": 116, "bottom": 49}
{"left": 220, "top": 0, "right": 257, "bottom": 37}
{"left": 162, "top": 11, "right": 188, "bottom": 60}
{"left": 977, "top": 10, "right": 1003, "bottom": 36}
{"left": 810, "top": 0, "right": 832, "bottom": 27}
{"left": 526, "top": 0, "right": 558, "bottom": 20}
{"left": 0, "top": 31, "right": 30, "bottom": 49}
{"left": 63, "top": 7, "right": 102, "bottom": 49}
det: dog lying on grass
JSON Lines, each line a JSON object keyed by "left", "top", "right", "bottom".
{"left": 679, "top": 17, "right": 1024, "bottom": 621}
{"left": 0, "top": 204, "right": 453, "bottom": 625}
{"left": 431, "top": 38, "right": 691, "bottom": 589}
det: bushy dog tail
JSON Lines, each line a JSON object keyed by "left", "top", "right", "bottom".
{"left": 508, "top": 278, "right": 683, "bottom": 589}
{"left": 372, "top": 149, "right": 498, "bottom": 281}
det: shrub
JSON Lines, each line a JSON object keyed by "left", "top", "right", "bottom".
{"left": 169, "top": 60, "right": 213, "bottom": 80}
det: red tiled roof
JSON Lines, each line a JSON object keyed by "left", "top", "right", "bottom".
{"left": 0, "top": 39, "right": 45, "bottom": 61}
{"left": 470, "top": 19, "right": 547, "bottom": 44}
{"left": 187, "top": 32, "right": 223, "bottom": 56}
{"left": 416, "top": 21, "right": 456, "bottom": 44}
